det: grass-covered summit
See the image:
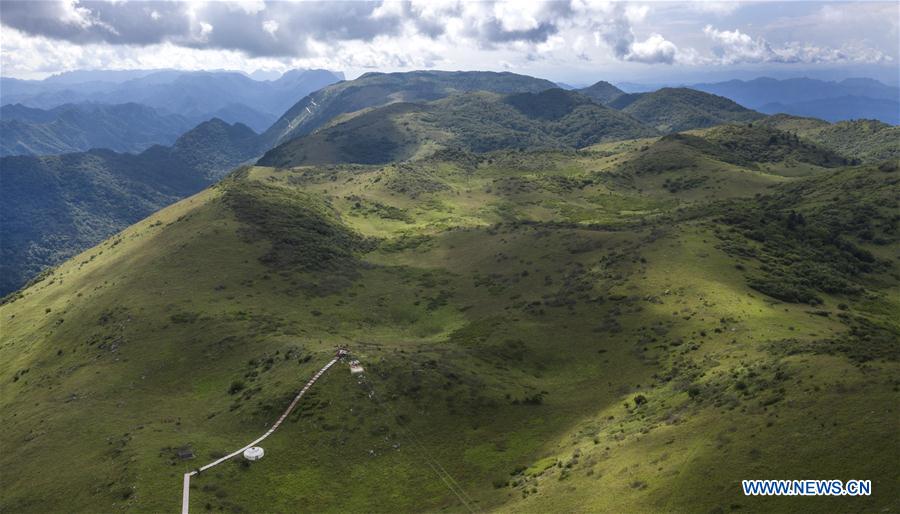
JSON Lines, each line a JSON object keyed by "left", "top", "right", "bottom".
{"left": 761, "top": 114, "right": 900, "bottom": 164}
{"left": 262, "top": 70, "right": 559, "bottom": 147}
{"left": 609, "top": 87, "right": 765, "bottom": 132}
{"left": 2, "top": 127, "right": 897, "bottom": 513}
{"left": 258, "top": 89, "right": 657, "bottom": 167}
{"left": 575, "top": 80, "right": 626, "bottom": 105}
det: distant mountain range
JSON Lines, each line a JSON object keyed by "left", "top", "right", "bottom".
{"left": 0, "top": 118, "right": 264, "bottom": 294}
{"left": 690, "top": 77, "right": 899, "bottom": 125}
{"left": 0, "top": 68, "right": 343, "bottom": 132}
{"left": 758, "top": 96, "right": 899, "bottom": 125}
{"left": 1, "top": 103, "right": 195, "bottom": 156}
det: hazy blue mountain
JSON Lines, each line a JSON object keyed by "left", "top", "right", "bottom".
{"left": 41, "top": 69, "right": 162, "bottom": 84}
{"left": 0, "top": 104, "right": 58, "bottom": 122}
{"left": 691, "top": 77, "right": 899, "bottom": 124}
{"left": 759, "top": 96, "right": 900, "bottom": 125}
{"left": 0, "top": 77, "right": 115, "bottom": 105}
{"left": 0, "top": 118, "right": 264, "bottom": 294}
{"left": 1, "top": 102, "right": 195, "bottom": 156}
{"left": 249, "top": 69, "right": 284, "bottom": 81}
{"left": 0, "top": 69, "right": 342, "bottom": 132}
{"left": 614, "top": 81, "right": 667, "bottom": 93}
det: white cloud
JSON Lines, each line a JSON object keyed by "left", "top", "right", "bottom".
{"left": 588, "top": 3, "right": 683, "bottom": 65}
{"left": 627, "top": 34, "right": 678, "bottom": 64}
{"left": 262, "top": 19, "right": 278, "bottom": 36}
{"left": 703, "top": 25, "right": 891, "bottom": 64}
{"left": 0, "top": 1, "right": 895, "bottom": 79}
{"left": 226, "top": 1, "right": 267, "bottom": 16}
{"left": 57, "top": 0, "right": 120, "bottom": 36}
{"left": 58, "top": 0, "right": 96, "bottom": 28}
{"left": 688, "top": 1, "right": 742, "bottom": 16}
{"left": 0, "top": 26, "right": 291, "bottom": 77}
{"left": 625, "top": 5, "right": 650, "bottom": 23}
{"left": 703, "top": 25, "right": 770, "bottom": 63}
{"left": 493, "top": 2, "right": 542, "bottom": 32}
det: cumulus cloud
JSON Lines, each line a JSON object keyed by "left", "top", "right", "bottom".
{"left": 0, "top": 1, "right": 579, "bottom": 56}
{"left": 590, "top": 3, "right": 681, "bottom": 64}
{"left": 628, "top": 34, "right": 678, "bottom": 64}
{"left": 703, "top": 25, "right": 891, "bottom": 64}
{"left": 0, "top": 0, "right": 693, "bottom": 73}
{"left": 0, "top": 1, "right": 676, "bottom": 58}
{"left": 0, "top": 1, "right": 895, "bottom": 78}
{"left": 0, "top": 1, "right": 402, "bottom": 57}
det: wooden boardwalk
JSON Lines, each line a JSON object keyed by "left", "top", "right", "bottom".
{"left": 181, "top": 357, "right": 341, "bottom": 514}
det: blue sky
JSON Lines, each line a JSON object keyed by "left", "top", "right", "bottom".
{"left": 1, "top": 1, "right": 897, "bottom": 84}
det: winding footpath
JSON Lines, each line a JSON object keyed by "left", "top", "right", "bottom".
{"left": 181, "top": 357, "right": 341, "bottom": 514}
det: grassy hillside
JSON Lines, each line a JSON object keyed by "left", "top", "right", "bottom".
{"left": 262, "top": 70, "right": 558, "bottom": 147}
{"left": 258, "top": 90, "right": 656, "bottom": 167}
{"left": 2, "top": 133, "right": 897, "bottom": 513}
{"left": 761, "top": 115, "right": 900, "bottom": 164}
{"left": 609, "top": 88, "right": 764, "bottom": 133}
{"left": 0, "top": 119, "right": 263, "bottom": 295}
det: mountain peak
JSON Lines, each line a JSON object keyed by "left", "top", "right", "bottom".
{"left": 576, "top": 80, "right": 625, "bottom": 104}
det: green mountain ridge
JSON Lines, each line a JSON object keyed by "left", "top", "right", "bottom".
{"left": 258, "top": 89, "right": 657, "bottom": 167}
{"left": 261, "top": 70, "right": 559, "bottom": 147}
{"left": 760, "top": 114, "right": 900, "bottom": 164}
{"left": 609, "top": 87, "right": 765, "bottom": 133}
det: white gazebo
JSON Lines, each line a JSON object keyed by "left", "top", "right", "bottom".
{"left": 243, "top": 446, "right": 265, "bottom": 461}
